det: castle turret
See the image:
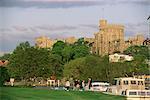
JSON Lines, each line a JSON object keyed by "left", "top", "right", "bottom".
{"left": 99, "top": 19, "right": 107, "bottom": 30}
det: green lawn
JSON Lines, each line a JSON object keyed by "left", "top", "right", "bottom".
{"left": 0, "top": 87, "right": 125, "bottom": 100}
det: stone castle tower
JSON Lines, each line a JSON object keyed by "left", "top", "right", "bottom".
{"left": 92, "top": 19, "right": 144, "bottom": 56}
{"left": 92, "top": 19, "right": 125, "bottom": 55}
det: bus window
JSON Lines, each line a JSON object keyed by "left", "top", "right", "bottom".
{"left": 129, "top": 92, "right": 137, "bottom": 95}
{"left": 131, "top": 81, "right": 136, "bottom": 84}
{"left": 147, "top": 92, "right": 150, "bottom": 96}
{"left": 138, "top": 92, "right": 145, "bottom": 96}
{"left": 138, "top": 81, "right": 144, "bottom": 85}
{"left": 123, "top": 80, "right": 128, "bottom": 85}
{"left": 141, "top": 81, "right": 143, "bottom": 85}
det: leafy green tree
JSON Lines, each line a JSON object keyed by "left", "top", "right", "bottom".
{"left": 0, "top": 53, "right": 11, "bottom": 60}
{"left": 64, "top": 55, "right": 107, "bottom": 81}
{"left": 124, "top": 45, "right": 149, "bottom": 75}
{"left": 49, "top": 54, "right": 63, "bottom": 78}
{"left": 62, "top": 46, "right": 73, "bottom": 63}
{"left": 74, "top": 38, "right": 85, "bottom": 45}
{"left": 7, "top": 42, "right": 52, "bottom": 80}
{"left": 63, "top": 54, "right": 149, "bottom": 84}
{"left": 124, "top": 45, "right": 149, "bottom": 59}
{"left": 72, "top": 45, "right": 90, "bottom": 59}
{"left": 52, "top": 41, "right": 66, "bottom": 56}
{"left": 63, "top": 57, "right": 85, "bottom": 79}
{"left": 0, "top": 67, "right": 10, "bottom": 86}
{"left": 82, "top": 55, "right": 104, "bottom": 80}
{"left": 7, "top": 42, "right": 31, "bottom": 79}
{"left": 52, "top": 39, "right": 90, "bottom": 62}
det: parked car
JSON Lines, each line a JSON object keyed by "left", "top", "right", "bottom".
{"left": 90, "top": 82, "right": 109, "bottom": 92}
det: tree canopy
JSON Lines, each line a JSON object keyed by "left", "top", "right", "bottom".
{"left": 1, "top": 39, "right": 149, "bottom": 84}
{"left": 124, "top": 45, "right": 149, "bottom": 60}
{"left": 7, "top": 42, "right": 52, "bottom": 80}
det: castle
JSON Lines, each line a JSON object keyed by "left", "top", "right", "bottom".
{"left": 92, "top": 19, "right": 144, "bottom": 56}
{"left": 35, "top": 36, "right": 77, "bottom": 48}
{"left": 35, "top": 19, "right": 145, "bottom": 56}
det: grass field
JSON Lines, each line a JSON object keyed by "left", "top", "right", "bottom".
{"left": 0, "top": 87, "right": 125, "bottom": 100}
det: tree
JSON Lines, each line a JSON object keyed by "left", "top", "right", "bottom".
{"left": 124, "top": 45, "right": 149, "bottom": 75}
{"left": 49, "top": 54, "right": 63, "bottom": 78}
{"left": 62, "top": 46, "right": 73, "bottom": 63}
{"left": 52, "top": 39, "right": 90, "bottom": 62}
{"left": 74, "top": 38, "right": 85, "bottom": 45}
{"left": 63, "top": 57, "right": 85, "bottom": 79}
{"left": 7, "top": 41, "right": 31, "bottom": 79}
{"left": 63, "top": 55, "right": 108, "bottom": 81}
{"left": 52, "top": 41, "right": 66, "bottom": 56}
{"left": 0, "top": 53, "right": 11, "bottom": 60}
{"left": 83, "top": 55, "right": 105, "bottom": 81}
{"left": 7, "top": 42, "right": 52, "bottom": 80}
{"left": 0, "top": 67, "right": 9, "bottom": 86}
{"left": 124, "top": 45, "right": 149, "bottom": 59}
{"left": 63, "top": 54, "right": 149, "bottom": 84}
{"left": 72, "top": 45, "right": 90, "bottom": 59}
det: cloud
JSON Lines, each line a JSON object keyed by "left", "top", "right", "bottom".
{"left": 0, "top": 0, "right": 102, "bottom": 8}
{"left": 0, "top": 28, "right": 12, "bottom": 32}
{"left": 0, "top": 24, "right": 95, "bottom": 41}
{"left": 10, "top": 25, "right": 77, "bottom": 33}
{"left": 0, "top": 25, "right": 78, "bottom": 34}
{"left": 0, "top": 24, "right": 79, "bottom": 50}
{"left": 80, "top": 24, "right": 98, "bottom": 29}
{"left": 0, "top": 31, "right": 80, "bottom": 52}
{"left": 13, "top": 26, "right": 29, "bottom": 32}
{"left": 1, "top": 0, "right": 149, "bottom": 8}
{"left": 23, "top": 0, "right": 97, "bottom": 2}
{"left": 35, "top": 25, "right": 77, "bottom": 31}
{"left": 119, "top": 0, "right": 150, "bottom": 6}
{"left": 125, "top": 22, "right": 148, "bottom": 37}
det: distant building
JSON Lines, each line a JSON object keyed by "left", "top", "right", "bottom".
{"left": 0, "top": 60, "right": 9, "bottom": 67}
{"left": 65, "top": 37, "right": 77, "bottom": 44}
{"left": 124, "top": 34, "right": 144, "bottom": 49}
{"left": 109, "top": 53, "right": 133, "bottom": 62}
{"left": 92, "top": 19, "right": 145, "bottom": 56}
{"left": 35, "top": 36, "right": 56, "bottom": 48}
{"left": 84, "top": 37, "right": 95, "bottom": 44}
{"left": 35, "top": 20, "right": 145, "bottom": 55}
{"left": 143, "top": 38, "right": 150, "bottom": 46}
{"left": 93, "top": 19, "right": 125, "bottom": 55}
{"left": 35, "top": 36, "right": 78, "bottom": 48}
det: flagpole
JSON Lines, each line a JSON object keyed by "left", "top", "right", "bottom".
{"left": 147, "top": 16, "right": 150, "bottom": 65}
{"left": 147, "top": 16, "right": 150, "bottom": 38}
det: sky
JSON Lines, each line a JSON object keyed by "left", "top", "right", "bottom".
{"left": 0, "top": 0, "right": 150, "bottom": 54}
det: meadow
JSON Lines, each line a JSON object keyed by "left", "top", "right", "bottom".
{"left": 0, "top": 87, "right": 125, "bottom": 100}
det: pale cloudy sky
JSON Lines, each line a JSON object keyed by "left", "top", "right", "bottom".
{"left": 0, "top": 0, "right": 150, "bottom": 53}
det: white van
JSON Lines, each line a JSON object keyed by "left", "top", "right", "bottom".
{"left": 90, "top": 82, "right": 109, "bottom": 92}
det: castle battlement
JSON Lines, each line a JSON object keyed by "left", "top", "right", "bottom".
{"left": 92, "top": 19, "right": 144, "bottom": 56}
